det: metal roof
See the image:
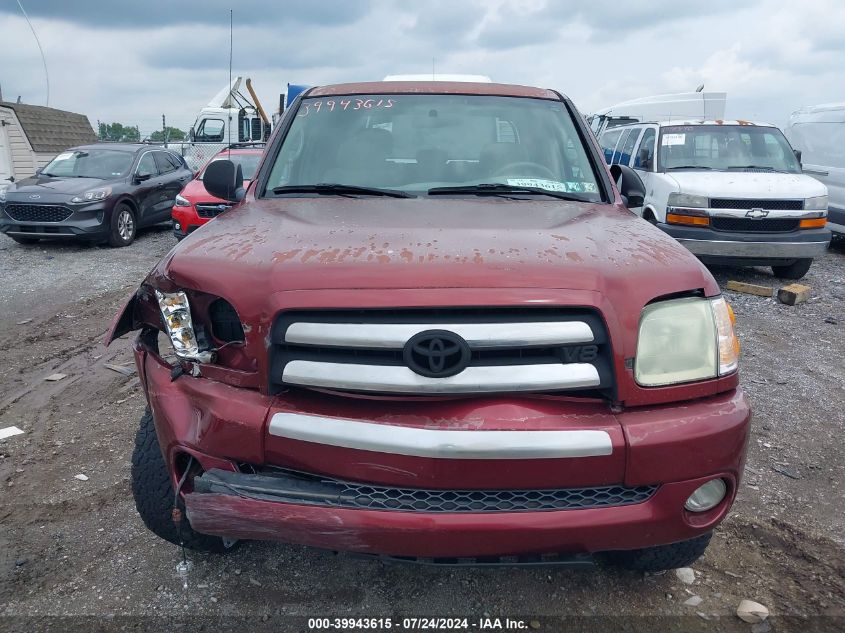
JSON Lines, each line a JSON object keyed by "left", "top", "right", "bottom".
{"left": 0, "top": 101, "right": 97, "bottom": 153}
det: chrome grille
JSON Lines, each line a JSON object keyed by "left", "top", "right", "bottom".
{"left": 269, "top": 308, "right": 614, "bottom": 396}
{"left": 5, "top": 204, "right": 73, "bottom": 222}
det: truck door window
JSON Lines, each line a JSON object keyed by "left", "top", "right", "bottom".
{"left": 634, "top": 128, "right": 656, "bottom": 170}
{"left": 196, "top": 119, "right": 225, "bottom": 143}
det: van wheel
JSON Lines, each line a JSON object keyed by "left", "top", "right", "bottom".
{"left": 603, "top": 532, "right": 712, "bottom": 571}
{"left": 10, "top": 235, "right": 40, "bottom": 245}
{"left": 772, "top": 258, "right": 812, "bottom": 280}
{"left": 643, "top": 210, "right": 658, "bottom": 225}
{"left": 131, "top": 407, "right": 233, "bottom": 553}
{"left": 108, "top": 203, "right": 137, "bottom": 247}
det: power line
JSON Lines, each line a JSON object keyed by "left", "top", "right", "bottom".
{"left": 16, "top": 0, "right": 50, "bottom": 107}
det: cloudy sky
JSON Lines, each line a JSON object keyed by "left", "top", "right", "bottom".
{"left": 1, "top": 0, "right": 843, "bottom": 135}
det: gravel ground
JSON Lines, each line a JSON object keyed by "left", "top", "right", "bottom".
{"left": 0, "top": 231, "right": 842, "bottom": 632}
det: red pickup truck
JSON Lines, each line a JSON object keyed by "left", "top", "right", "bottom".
{"left": 107, "top": 81, "right": 749, "bottom": 571}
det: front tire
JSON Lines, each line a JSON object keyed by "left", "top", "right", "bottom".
{"left": 603, "top": 532, "right": 712, "bottom": 571}
{"left": 772, "top": 258, "right": 812, "bottom": 280}
{"left": 108, "top": 203, "right": 137, "bottom": 247}
{"left": 131, "top": 407, "right": 230, "bottom": 553}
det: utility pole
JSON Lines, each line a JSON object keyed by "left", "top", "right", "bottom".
{"left": 162, "top": 114, "right": 167, "bottom": 144}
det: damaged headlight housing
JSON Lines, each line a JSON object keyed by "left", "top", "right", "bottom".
{"left": 635, "top": 296, "right": 739, "bottom": 386}
{"left": 155, "top": 289, "right": 200, "bottom": 359}
{"left": 71, "top": 186, "right": 112, "bottom": 203}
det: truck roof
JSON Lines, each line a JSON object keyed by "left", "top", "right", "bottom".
{"left": 307, "top": 81, "right": 560, "bottom": 100}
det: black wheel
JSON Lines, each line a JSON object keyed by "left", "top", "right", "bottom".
{"left": 643, "top": 210, "right": 658, "bottom": 225}
{"left": 131, "top": 407, "right": 231, "bottom": 553}
{"left": 108, "top": 202, "right": 137, "bottom": 247}
{"left": 10, "top": 235, "right": 39, "bottom": 245}
{"left": 772, "top": 258, "right": 812, "bottom": 280}
{"left": 602, "top": 532, "right": 712, "bottom": 571}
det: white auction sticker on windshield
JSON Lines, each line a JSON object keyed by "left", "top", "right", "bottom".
{"left": 54, "top": 152, "right": 74, "bottom": 161}
{"left": 507, "top": 178, "right": 596, "bottom": 193}
{"left": 661, "top": 133, "right": 686, "bottom": 146}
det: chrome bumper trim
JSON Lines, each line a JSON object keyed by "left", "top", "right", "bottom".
{"left": 678, "top": 238, "right": 829, "bottom": 259}
{"left": 282, "top": 361, "right": 601, "bottom": 394}
{"left": 284, "top": 321, "right": 594, "bottom": 349}
{"left": 268, "top": 412, "right": 613, "bottom": 459}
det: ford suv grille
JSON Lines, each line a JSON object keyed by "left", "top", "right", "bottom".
{"left": 5, "top": 204, "right": 73, "bottom": 222}
{"left": 269, "top": 308, "right": 614, "bottom": 397}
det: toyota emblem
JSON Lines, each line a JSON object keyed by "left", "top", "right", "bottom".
{"left": 403, "top": 330, "right": 471, "bottom": 378}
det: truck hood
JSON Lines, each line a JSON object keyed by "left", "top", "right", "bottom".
{"left": 665, "top": 171, "right": 826, "bottom": 199}
{"left": 157, "top": 197, "right": 717, "bottom": 299}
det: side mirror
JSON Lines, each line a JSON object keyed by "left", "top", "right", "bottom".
{"left": 793, "top": 149, "right": 802, "bottom": 165}
{"left": 188, "top": 126, "right": 196, "bottom": 142}
{"left": 637, "top": 147, "right": 652, "bottom": 170}
{"left": 204, "top": 159, "right": 245, "bottom": 202}
{"left": 135, "top": 173, "right": 152, "bottom": 183}
{"left": 34, "top": 167, "right": 42, "bottom": 176}
{"left": 609, "top": 164, "right": 646, "bottom": 208}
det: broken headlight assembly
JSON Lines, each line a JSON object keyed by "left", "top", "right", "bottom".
{"left": 155, "top": 289, "right": 213, "bottom": 362}
{"left": 635, "top": 296, "right": 739, "bottom": 387}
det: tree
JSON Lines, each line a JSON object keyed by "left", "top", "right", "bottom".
{"left": 149, "top": 127, "right": 186, "bottom": 143}
{"left": 98, "top": 122, "right": 140, "bottom": 142}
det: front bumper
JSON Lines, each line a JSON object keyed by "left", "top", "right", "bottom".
{"left": 136, "top": 339, "right": 751, "bottom": 558}
{"left": 171, "top": 205, "right": 210, "bottom": 239}
{"left": 660, "top": 223, "right": 830, "bottom": 264}
{"left": 0, "top": 201, "right": 110, "bottom": 240}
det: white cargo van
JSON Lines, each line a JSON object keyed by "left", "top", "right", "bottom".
{"left": 785, "top": 103, "right": 845, "bottom": 237}
{"left": 599, "top": 120, "right": 830, "bottom": 279}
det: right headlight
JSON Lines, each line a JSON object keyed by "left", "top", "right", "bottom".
{"left": 155, "top": 289, "right": 200, "bottom": 359}
{"left": 174, "top": 194, "right": 191, "bottom": 207}
{"left": 667, "top": 192, "right": 709, "bottom": 209}
{"left": 635, "top": 296, "right": 739, "bottom": 387}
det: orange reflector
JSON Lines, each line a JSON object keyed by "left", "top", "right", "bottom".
{"left": 799, "top": 217, "right": 827, "bottom": 229}
{"left": 667, "top": 212, "right": 710, "bottom": 226}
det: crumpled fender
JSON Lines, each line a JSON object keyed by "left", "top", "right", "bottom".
{"left": 104, "top": 291, "right": 138, "bottom": 346}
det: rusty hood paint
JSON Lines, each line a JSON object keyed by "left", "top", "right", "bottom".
{"left": 156, "top": 197, "right": 718, "bottom": 300}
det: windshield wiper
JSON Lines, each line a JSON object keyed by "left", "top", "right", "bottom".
{"left": 271, "top": 183, "right": 413, "bottom": 198}
{"left": 427, "top": 183, "right": 591, "bottom": 201}
{"left": 725, "top": 165, "right": 784, "bottom": 172}
{"left": 665, "top": 165, "right": 715, "bottom": 170}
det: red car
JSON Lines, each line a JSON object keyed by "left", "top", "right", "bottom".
{"left": 108, "top": 81, "right": 749, "bottom": 571}
{"left": 171, "top": 145, "right": 263, "bottom": 240}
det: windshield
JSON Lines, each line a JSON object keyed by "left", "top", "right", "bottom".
{"left": 203, "top": 153, "right": 261, "bottom": 180}
{"left": 266, "top": 94, "right": 602, "bottom": 200}
{"left": 658, "top": 125, "right": 801, "bottom": 173}
{"left": 42, "top": 149, "right": 134, "bottom": 179}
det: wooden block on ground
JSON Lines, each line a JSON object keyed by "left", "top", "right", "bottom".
{"left": 777, "top": 283, "right": 811, "bottom": 306}
{"left": 726, "top": 280, "right": 773, "bottom": 297}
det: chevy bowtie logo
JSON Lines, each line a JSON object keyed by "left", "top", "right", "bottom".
{"left": 745, "top": 208, "right": 769, "bottom": 219}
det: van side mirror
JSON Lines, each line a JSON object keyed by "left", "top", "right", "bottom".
{"left": 609, "top": 164, "right": 645, "bottom": 208}
{"left": 204, "top": 159, "right": 245, "bottom": 202}
{"left": 793, "top": 149, "right": 802, "bottom": 165}
{"left": 188, "top": 126, "right": 195, "bottom": 142}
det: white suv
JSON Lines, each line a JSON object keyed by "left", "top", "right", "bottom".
{"left": 599, "top": 120, "right": 831, "bottom": 279}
